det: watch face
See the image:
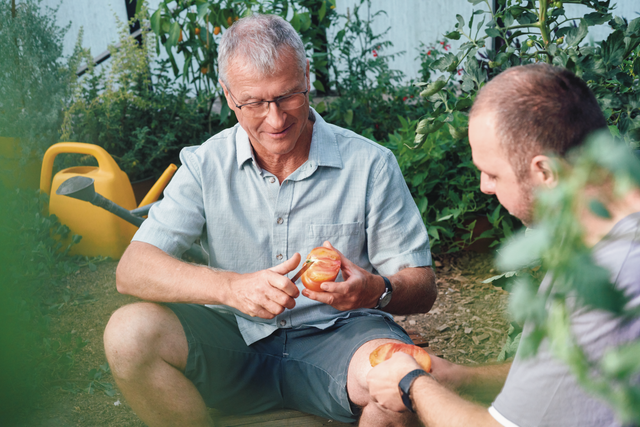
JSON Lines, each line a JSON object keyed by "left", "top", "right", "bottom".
{"left": 379, "top": 292, "right": 392, "bottom": 308}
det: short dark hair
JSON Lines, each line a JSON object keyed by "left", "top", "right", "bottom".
{"left": 470, "top": 63, "right": 607, "bottom": 180}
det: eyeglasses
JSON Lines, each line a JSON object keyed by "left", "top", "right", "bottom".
{"left": 226, "top": 86, "right": 309, "bottom": 118}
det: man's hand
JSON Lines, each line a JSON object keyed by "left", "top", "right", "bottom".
{"left": 301, "top": 241, "right": 382, "bottom": 311}
{"left": 367, "top": 352, "right": 422, "bottom": 412}
{"left": 222, "top": 253, "right": 301, "bottom": 319}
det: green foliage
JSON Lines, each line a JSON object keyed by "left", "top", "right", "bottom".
{"left": 497, "top": 133, "right": 640, "bottom": 424}
{"left": 0, "top": 187, "right": 103, "bottom": 422}
{"left": 0, "top": 0, "right": 83, "bottom": 159}
{"left": 433, "top": 0, "right": 640, "bottom": 145}
{"left": 148, "top": 0, "right": 337, "bottom": 100}
{"left": 384, "top": 111, "right": 518, "bottom": 253}
{"left": 61, "top": 9, "right": 222, "bottom": 182}
{"left": 316, "top": 0, "right": 418, "bottom": 141}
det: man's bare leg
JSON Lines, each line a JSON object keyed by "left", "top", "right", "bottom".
{"left": 103, "top": 302, "right": 214, "bottom": 427}
{"left": 348, "top": 339, "right": 421, "bottom": 427}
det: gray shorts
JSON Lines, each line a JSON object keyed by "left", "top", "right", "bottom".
{"left": 165, "top": 303, "right": 412, "bottom": 423}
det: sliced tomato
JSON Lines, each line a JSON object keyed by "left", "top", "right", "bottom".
{"left": 300, "top": 247, "right": 341, "bottom": 292}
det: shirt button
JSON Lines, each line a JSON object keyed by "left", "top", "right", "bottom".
{"left": 269, "top": 177, "right": 276, "bottom": 183}
{"left": 277, "top": 217, "right": 283, "bottom": 224}
{"left": 276, "top": 254, "right": 283, "bottom": 260}
{"left": 280, "top": 320, "right": 287, "bottom": 327}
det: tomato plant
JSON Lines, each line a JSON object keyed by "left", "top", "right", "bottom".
{"left": 300, "top": 246, "right": 341, "bottom": 292}
{"left": 369, "top": 343, "right": 432, "bottom": 373}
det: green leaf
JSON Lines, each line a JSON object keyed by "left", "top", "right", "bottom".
{"left": 456, "top": 14, "right": 465, "bottom": 29}
{"left": 313, "top": 80, "right": 325, "bottom": 92}
{"left": 485, "top": 28, "right": 501, "bottom": 38}
{"left": 503, "top": 11, "right": 514, "bottom": 28}
{"left": 418, "top": 197, "right": 429, "bottom": 214}
{"left": 454, "top": 98, "right": 473, "bottom": 111}
{"left": 588, "top": 199, "right": 612, "bottom": 219}
{"left": 318, "top": 1, "right": 327, "bottom": 22}
{"left": 197, "top": 3, "right": 210, "bottom": 21}
{"left": 431, "top": 53, "right": 458, "bottom": 73}
{"left": 88, "top": 262, "right": 97, "bottom": 272}
{"left": 467, "top": 0, "right": 484, "bottom": 4}
{"left": 419, "top": 78, "right": 446, "bottom": 97}
{"left": 315, "top": 101, "right": 326, "bottom": 114}
{"left": 601, "top": 341, "right": 640, "bottom": 379}
{"left": 135, "top": 0, "right": 142, "bottom": 17}
{"left": 219, "top": 97, "right": 230, "bottom": 124}
{"left": 167, "top": 22, "right": 181, "bottom": 47}
{"left": 627, "top": 17, "right": 640, "bottom": 36}
{"left": 344, "top": 109, "right": 353, "bottom": 126}
{"left": 290, "top": 13, "right": 301, "bottom": 31}
{"left": 150, "top": 9, "right": 162, "bottom": 35}
{"left": 566, "top": 19, "right": 589, "bottom": 47}
{"left": 445, "top": 31, "right": 461, "bottom": 40}
{"left": 496, "top": 227, "right": 548, "bottom": 272}
{"left": 583, "top": 12, "right": 613, "bottom": 26}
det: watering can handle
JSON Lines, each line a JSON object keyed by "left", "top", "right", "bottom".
{"left": 138, "top": 163, "right": 178, "bottom": 208}
{"left": 40, "top": 142, "right": 123, "bottom": 196}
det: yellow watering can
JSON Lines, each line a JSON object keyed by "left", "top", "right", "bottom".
{"left": 40, "top": 142, "right": 177, "bottom": 260}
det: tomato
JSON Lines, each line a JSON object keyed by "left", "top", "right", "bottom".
{"left": 369, "top": 343, "right": 432, "bottom": 372}
{"left": 300, "top": 247, "right": 341, "bottom": 292}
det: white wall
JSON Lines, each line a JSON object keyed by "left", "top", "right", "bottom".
{"left": 335, "top": 0, "right": 640, "bottom": 82}
{"left": 332, "top": 0, "right": 475, "bottom": 82}
{"left": 42, "top": 0, "right": 128, "bottom": 59}
{"left": 46, "top": 0, "right": 640, "bottom": 82}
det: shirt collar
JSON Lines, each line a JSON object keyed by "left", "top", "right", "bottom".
{"left": 235, "top": 108, "right": 343, "bottom": 171}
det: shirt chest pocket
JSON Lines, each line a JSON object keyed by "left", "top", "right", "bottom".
{"left": 307, "top": 222, "right": 364, "bottom": 262}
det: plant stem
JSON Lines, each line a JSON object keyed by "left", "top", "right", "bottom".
{"left": 538, "top": 0, "right": 552, "bottom": 62}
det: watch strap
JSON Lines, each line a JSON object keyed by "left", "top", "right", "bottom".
{"left": 374, "top": 276, "right": 393, "bottom": 309}
{"left": 399, "top": 369, "right": 427, "bottom": 413}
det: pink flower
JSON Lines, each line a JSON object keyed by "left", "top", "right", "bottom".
{"left": 427, "top": 50, "right": 432, "bottom": 56}
{"left": 373, "top": 50, "right": 378, "bottom": 58}
{"left": 457, "top": 69, "right": 463, "bottom": 75}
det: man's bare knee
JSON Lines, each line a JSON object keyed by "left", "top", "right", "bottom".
{"left": 104, "top": 302, "right": 188, "bottom": 379}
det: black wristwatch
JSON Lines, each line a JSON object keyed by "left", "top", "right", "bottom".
{"left": 374, "top": 276, "right": 393, "bottom": 309}
{"left": 398, "top": 369, "right": 428, "bottom": 413}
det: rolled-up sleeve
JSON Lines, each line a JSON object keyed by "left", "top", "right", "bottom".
{"left": 132, "top": 147, "right": 207, "bottom": 257}
{"left": 366, "top": 149, "right": 432, "bottom": 275}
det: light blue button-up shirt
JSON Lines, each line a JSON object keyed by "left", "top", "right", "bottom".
{"left": 133, "top": 109, "right": 432, "bottom": 345}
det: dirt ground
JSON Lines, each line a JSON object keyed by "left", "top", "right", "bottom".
{"left": 16, "top": 250, "right": 510, "bottom": 426}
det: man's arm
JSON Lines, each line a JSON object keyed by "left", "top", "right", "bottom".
{"left": 116, "top": 241, "right": 301, "bottom": 319}
{"left": 301, "top": 242, "right": 437, "bottom": 314}
{"left": 367, "top": 352, "right": 508, "bottom": 427}
{"left": 430, "top": 353, "right": 511, "bottom": 405}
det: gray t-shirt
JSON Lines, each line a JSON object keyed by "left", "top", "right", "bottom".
{"left": 491, "top": 212, "right": 640, "bottom": 427}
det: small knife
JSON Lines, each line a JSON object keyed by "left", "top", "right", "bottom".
{"left": 291, "top": 259, "right": 314, "bottom": 283}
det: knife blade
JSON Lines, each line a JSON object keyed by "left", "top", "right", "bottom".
{"left": 291, "top": 260, "right": 314, "bottom": 283}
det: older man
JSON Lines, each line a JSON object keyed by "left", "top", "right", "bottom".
{"left": 367, "top": 64, "right": 640, "bottom": 426}
{"left": 104, "top": 13, "right": 436, "bottom": 427}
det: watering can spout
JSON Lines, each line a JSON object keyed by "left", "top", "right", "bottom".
{"left": 56, "top": 176, "right": 145, "bottom": 227}
{"left": 56, "top": 175, "right": 208, "bottom": 265}
{"left": 56, "top": 176, "right": 98, "bottom": 202}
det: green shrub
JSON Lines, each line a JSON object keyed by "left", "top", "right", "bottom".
{"left": 0, "top": 186, "right": 98, "bottom": 424}
{"left": 61, "top": 10, "right": 223, "bottom": 182}
{"left": 0, "top": 0, "right": 82, "bottom": 160}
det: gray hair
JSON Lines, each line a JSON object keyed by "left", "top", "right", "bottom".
{"left": 218, "top": 14, "right": 307, "bottom": 86}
